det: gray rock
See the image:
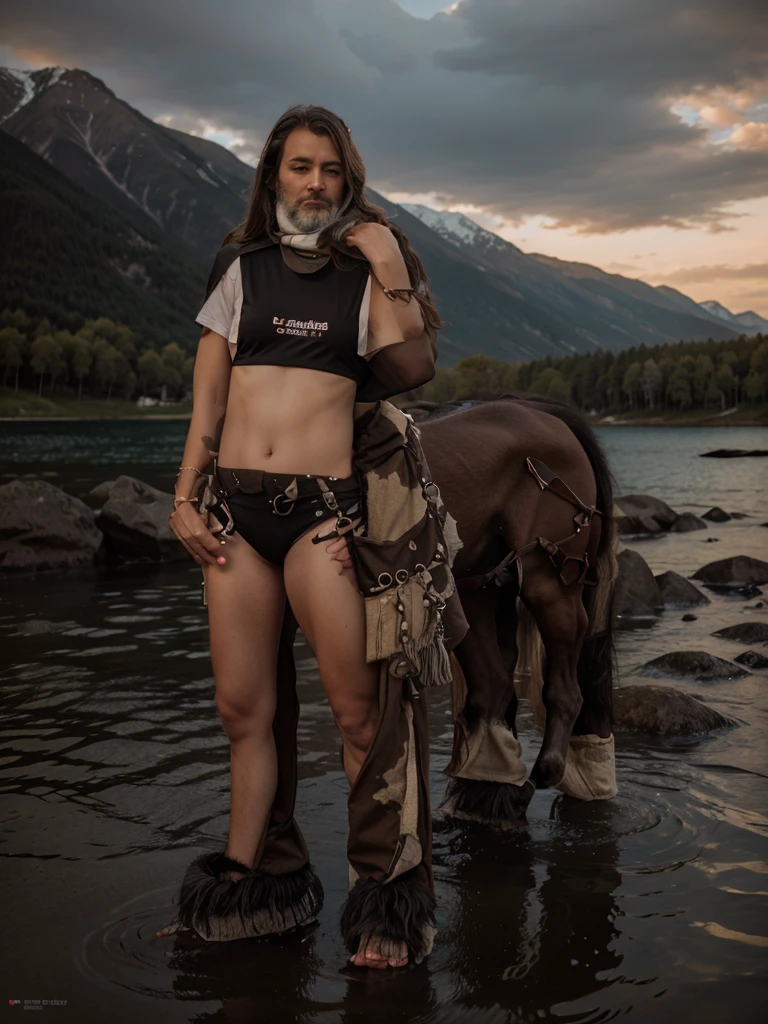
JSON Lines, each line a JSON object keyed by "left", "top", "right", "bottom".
{"left": 700, "top": 449, "right": 768, "bottom": 458}
{"left": 702, "top": 507, "right": 730, "bottom": 523}
{"left": 97, "top": 475, "right": 186, "bottom": 563}
{"left": 682, "top": 614, "right": 697, "bottom": 622}
{"left": 692, "top": 556, "right": 768, "bottom": 586}
{"left": 639, "top": 650, "right": 749, "bottom": 681}
{"left": 615, "top": 494, "right": 678, "bottom": 535}
{"left": 614, "top": 684, "right": 737, "bottom": 736}
{"left": 712, "top": 622, "right": 768, "bottom": 645}
{"left": 734, "top": 650, "right": 768, "bottom": 669}
{"left": 87, "top": 480, "right": 117, "bottom": 506}
{"left": 656, "top": 571, "right": 711, "bottom": 607}
{"left": 670, "top": 512, "right": 708, "bottom": 532}
{"left": 729, "top": 512, "right": 749, "bottom": 520}
{"left": 614, "top": 549, "right": 663, "bottom": 621}
{"left": 0, "top": 478, "right": 102, "bottom": 572}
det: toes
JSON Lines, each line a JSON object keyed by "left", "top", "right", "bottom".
{"left": 156, "top": 919, "right": 183, "bottom": 937}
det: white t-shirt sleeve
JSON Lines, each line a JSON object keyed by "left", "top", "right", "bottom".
{"left": 195, "top": 258, "right": 242, "bottom": 356}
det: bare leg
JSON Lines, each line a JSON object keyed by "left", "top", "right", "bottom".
{"left": 283, "top": 523, "right": 408, "bottom": 969}
{"left": 157, "top": 530, "right": 286, "bottom": 936}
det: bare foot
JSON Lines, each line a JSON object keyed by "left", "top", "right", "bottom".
{"left": 349, "top": 934, "right": 408, "bottom": 969}
{"left": 156, "top": 918, "right": 189, "bottom": 938}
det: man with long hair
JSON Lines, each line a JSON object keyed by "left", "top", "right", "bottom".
{"left": 161, "top": 104, "right": 466, "bottom": 969}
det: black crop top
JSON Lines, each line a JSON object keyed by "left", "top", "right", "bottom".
{"left": 232, "top": 244, "right": 373, "bottom": 388}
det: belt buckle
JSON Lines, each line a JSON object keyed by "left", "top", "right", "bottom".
{"left": 272, "top": 493, "right": 295, "bottom": 516}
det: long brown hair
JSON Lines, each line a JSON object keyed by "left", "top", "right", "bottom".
{"left": 223, "top": 104, "right": 445, "bottom": 337}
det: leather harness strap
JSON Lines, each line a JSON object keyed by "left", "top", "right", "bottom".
{"left": 455, "top": 457, "right": 604, "bottom": 593}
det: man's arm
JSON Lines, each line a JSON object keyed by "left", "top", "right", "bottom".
{"left": 344, "top": 221, "right": 437, "bottom": 394}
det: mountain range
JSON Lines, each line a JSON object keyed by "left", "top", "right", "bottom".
{"left": 2, "top": 64, "right": 762, "bottom": 362}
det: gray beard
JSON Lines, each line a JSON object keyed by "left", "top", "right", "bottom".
{"left": 275, "top": 191, "right": 339, "bottom": 234}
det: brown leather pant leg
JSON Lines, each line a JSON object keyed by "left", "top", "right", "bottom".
{"left": 341, "top": 663, "right": 438, "bottom": 964}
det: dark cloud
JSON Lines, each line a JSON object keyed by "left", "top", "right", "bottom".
{"left": 3, "top": 0, "right": 767, "bottom": 232}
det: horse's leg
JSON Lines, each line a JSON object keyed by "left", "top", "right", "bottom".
{"left": 556, "top": 562, "right": 619, "bottom": 801}
{"left": 521, "top": 565, "right": 588, "bottom": 790}
{"left": 441, "top": 584, "right": 534, "bottom": 825}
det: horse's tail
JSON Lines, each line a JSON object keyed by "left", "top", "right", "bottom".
{"left": 505, "top": 394, "right": 617, "bottom": 729}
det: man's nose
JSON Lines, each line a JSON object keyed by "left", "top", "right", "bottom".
{"left": 307, "top": 171, "right": 325, "bottom": 192}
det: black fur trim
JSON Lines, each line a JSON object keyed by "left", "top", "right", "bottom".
{"left": 177, "top": 851, "right": 324, "bottom": 941}
{"left": 440, "top": 776, "right": 535, "bottom": 826}
{"left": 340, "top": 872, "right": 437, "bottom": 965}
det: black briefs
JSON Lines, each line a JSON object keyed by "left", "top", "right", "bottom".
{"left": 210, "top": 466, "right": 363, "bottom": 567}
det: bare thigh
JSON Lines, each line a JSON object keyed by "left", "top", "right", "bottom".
{"left": 282, "top": 520, "right": 379, "bottom": 724}
{"left": 203, "top": 529, "right": 287, "bottom": 724}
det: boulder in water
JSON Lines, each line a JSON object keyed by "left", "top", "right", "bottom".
{"left": 702, "top": 507, "right": 730, "bottom": 522}
{"left": 614, "top": 684, "right": 737, "bottom": 736}
{"left": 656, "top": 571, "right": 710, "bottom": 607}
{"left": 615, "top": 494, "right": 678, "bottom": 534}
{"left": 86, "top": 480, "right": 117, "bottom": 507}
{"left": 97, "top": 475, "right": 186, "bottom": 563}
{"left": 0, "top": 478, "right": 102, "bottom": 573}
{"left": 712, "top": 622, "right": 768, "bottom": 645}
{"left": 670, "top": 512, "right": 708, "bottom": 532}
{"left": 614, "top": 549, "right": 663, "bottom": 621}
{"left": 639, "top": 650, "right": 749, "bottom": 681}
{"left": 692, "top": 556, "right": 768, "bottom": 587}
{"left": 734, "top": 650, "right": 768, "bottom": 669}
{"left": 699, "top": 449, "right": 768, "bottom": 458}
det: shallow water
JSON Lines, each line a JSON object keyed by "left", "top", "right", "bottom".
{"left": 1, "top": 422, "right": 767, "bottom": 1022}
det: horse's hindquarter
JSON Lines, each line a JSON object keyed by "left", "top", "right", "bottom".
{"left": 419, "top": 401, "right": 597, "bottom": 575}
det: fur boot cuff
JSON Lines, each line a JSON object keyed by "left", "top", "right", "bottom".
{"left": 177, "top": 851, "right": 323, "bottom": 941}
{"left": 340, "top": 872, "right": 438, "bottom": 965}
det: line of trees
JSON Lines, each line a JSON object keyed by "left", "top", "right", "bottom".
{"left": 5, "top": 304, "right": 766, "bottom": 414}
{"left": 418, "top": 334, "right": 768, "bottom": 414}
{"left": 0, "top": 308, "right": 194, "bottom": 402}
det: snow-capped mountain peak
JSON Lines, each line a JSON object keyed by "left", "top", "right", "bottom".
{"left": 0, "top": 66, "right": 68, "bottom": 124}
{"left": 699, "top": 300, "right": 768, "bottom": 333}
{"left": 401, "top": 203, "right": 520, "bottom": 255}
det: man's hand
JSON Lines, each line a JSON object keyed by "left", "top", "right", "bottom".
{"left": 318, "top": 517, "right": 362, "bottom": 573}
{"left": 343, "top": 221, "right": 403, "bottom": 270}
{"left": 169, "top": 501, "right": 227, "bottom": 566}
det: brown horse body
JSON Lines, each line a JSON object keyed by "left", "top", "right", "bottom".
{"left": 418, "top": 396, "right": 618, "bottom": 823}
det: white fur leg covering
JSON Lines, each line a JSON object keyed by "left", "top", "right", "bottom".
{"left": 555, "top": 733, "right": 618, "bottom": 801}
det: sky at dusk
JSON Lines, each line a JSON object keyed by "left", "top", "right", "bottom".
{"left": 3, "top": 0, "right": 767, "bottom": 314}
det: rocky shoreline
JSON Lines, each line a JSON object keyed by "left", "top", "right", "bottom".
{"left": 2, "top": 475, "right": 765, "bottom": 744}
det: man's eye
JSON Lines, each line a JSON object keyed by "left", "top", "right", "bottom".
{"left": 327, "top": 169, "right": 340, "bottom": 176}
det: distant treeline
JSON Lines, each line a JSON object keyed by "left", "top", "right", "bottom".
{"left": 3, "top": 305, "right": 767, "bottom": 411}
{"left": 0, "top": 308, "right": 192, "bottom": 401}
{"left": 417, "top": 334, "right": 768, "bottom": 413}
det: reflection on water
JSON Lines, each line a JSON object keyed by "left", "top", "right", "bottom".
{"left": 1, "top": 422, "right": 767, "bottom": 1021}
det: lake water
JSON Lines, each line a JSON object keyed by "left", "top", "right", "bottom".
{"left": 1, "top": 421, "right": 767, "bottom": 1023}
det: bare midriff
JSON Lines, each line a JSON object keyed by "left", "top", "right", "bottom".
{"left": 219, "top": 364, "right": 371, "bottom": 477}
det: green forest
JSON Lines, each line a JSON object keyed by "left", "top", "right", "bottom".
{"left": 0, "top": 308, "right": 193, "bottom": 407}
{"left": 1, "top": 302, "right": 766, "bottom": 419}
{"left": 417, "top": 333, "right": 768, "bottom": 416}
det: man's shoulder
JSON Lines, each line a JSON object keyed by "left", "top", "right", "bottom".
{"left": 205, "top": 237, "right": 277, "bottom": 299}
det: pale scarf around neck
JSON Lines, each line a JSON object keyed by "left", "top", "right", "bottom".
{"left": 273, "top": 190, "right": 368, "bottom": 269}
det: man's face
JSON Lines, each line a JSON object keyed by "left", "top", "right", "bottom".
{"left": 275, "top": 126, "right": 346, "bottom": 232}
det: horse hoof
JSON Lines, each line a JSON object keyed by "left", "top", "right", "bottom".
{"left": 531, "top": 751, "right": 566, "bottom": 789}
